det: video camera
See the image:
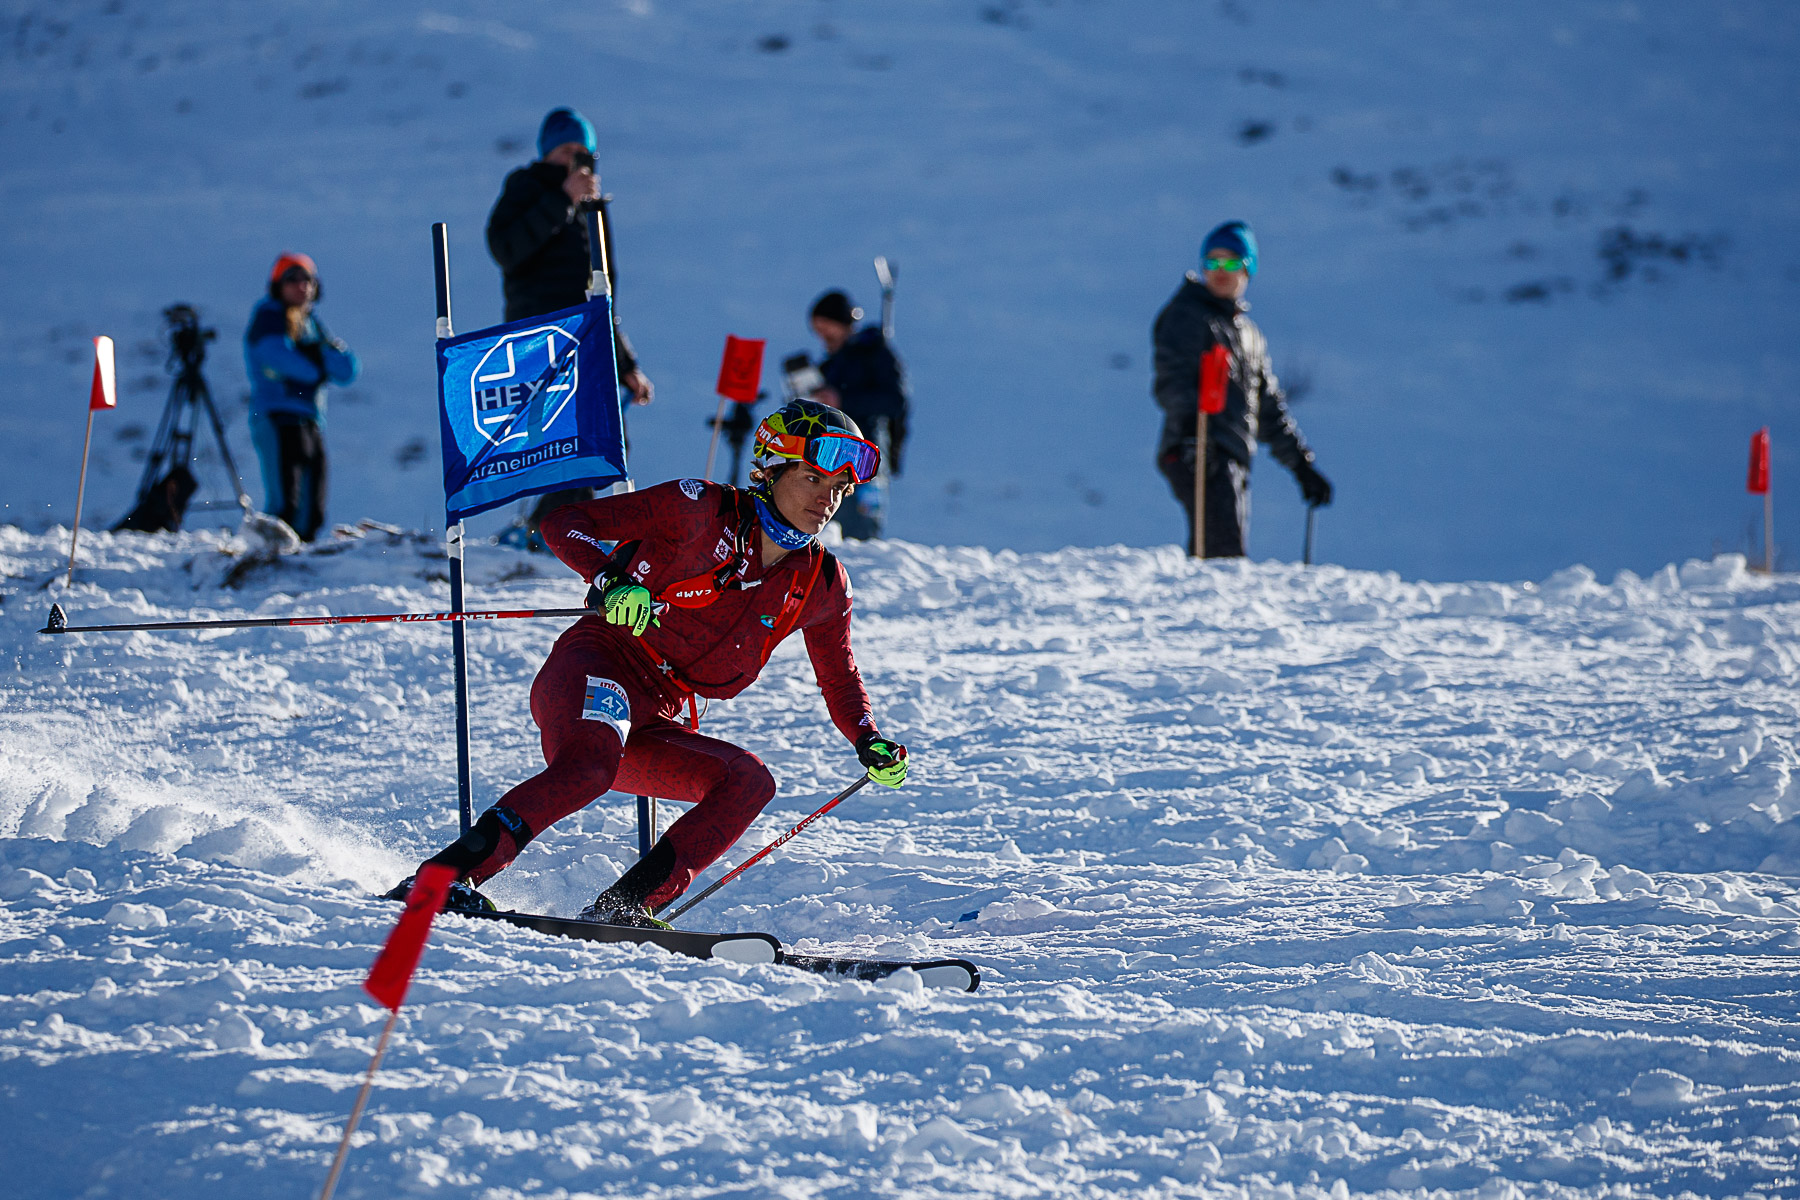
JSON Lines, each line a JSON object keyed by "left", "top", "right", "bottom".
{"left": 782, "top": 353, "right": 825, "bottom": 401}
{"left": 163, "top": 303, "right": 217, "bottom": 372}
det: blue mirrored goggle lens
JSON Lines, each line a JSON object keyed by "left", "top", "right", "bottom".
{"left": 807, "top": 434, "right": 880, "bottom": 483}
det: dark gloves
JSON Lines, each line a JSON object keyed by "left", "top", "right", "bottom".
{"left": 1294, "top": 460, "right": 1333, "bottom": 508}
{"left": 855, "top": 731, "right": 909, "bottom": 789}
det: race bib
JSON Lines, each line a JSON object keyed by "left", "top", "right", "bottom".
{"left": 581, "top": 676, "right": 632, "bottom": 740}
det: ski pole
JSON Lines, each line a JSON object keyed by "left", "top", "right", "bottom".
{"left": 1303, "top": 504, "right": 1318, "bottom": 566}
{"left": 664, "top": 775, "right": 871, "bottom": 925}
{"left": 38, "top": 601, "right": 587, "bottom": 636}
{"left": 874, "top": 256, "right": 896, "bottom": 340}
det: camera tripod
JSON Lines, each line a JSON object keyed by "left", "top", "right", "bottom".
{"left": 115, "top": 304, "right": 257, "bottom": 533}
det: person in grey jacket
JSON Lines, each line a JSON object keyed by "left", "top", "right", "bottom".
{"left": 1152, "top": 220, "right": 1331, "bottom": 557}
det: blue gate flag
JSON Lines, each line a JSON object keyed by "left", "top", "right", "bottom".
{"left": 437, "top": 297, "right": 626, "bottom": 522}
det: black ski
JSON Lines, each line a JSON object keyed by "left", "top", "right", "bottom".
{"left": 409, "top": 900, "right": 980, "bottom": 990}
{"left": 452, "top": 907, "right": 781, "bottom": 964}
{"left": 781, "top": 952, "right": 980, "bottom": 992}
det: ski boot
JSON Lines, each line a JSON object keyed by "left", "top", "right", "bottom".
{"left": 578, "top": 838, "right": 677, "bottom": 928}
{"left": 383, "top": 875, "right": 498, "bottom": 915}
{"left": 576, "top": 892, "right": 672, "bottom": 930}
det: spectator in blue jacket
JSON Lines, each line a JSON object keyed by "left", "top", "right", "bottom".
{"left": 243, "top": 252, "right": 359, "bottom": 542}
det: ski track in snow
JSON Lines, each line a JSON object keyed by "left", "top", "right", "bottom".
{"left": 2, "top": 527, "right": 1798, "bottom": 1196}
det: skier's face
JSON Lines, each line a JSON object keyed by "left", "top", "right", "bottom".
{"left": 811, "top": 317, "right": 852, "bottom": 354}
{"left": 1203, "top": 258, "right": 1249, "bottom": 300}
{"left": 772, "top": 463, "right": 855, "bottom": 535}
{"left": 277, "top": 271, "right": 317, "bottom": 310}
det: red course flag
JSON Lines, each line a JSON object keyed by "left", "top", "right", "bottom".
{"left": 716, "top": 335, "right": 766, "bottom": 404}
{"left": 90, "top": 336, "right": 116, "bottom": 410}
{"left": 1199, "top": 344, "right": 1230, "bottom": 416}
{"left": 1748, "top": 427, "right": 1771, "bottom": 495}
{"left": 363, "top": 863, "right": 455, "bottom": 1011}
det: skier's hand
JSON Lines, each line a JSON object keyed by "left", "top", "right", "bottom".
{"left": 562, "top": 166, "right": 600, "bottom": 205}
{"left": 856, "top": 732, "right": 909, "bottom": 789}
{"left": 586, "top": 579, "right": 659, "bottom": 637}
{"left": 625, "top": 369, "right": 655, "bottom": 406}
{"left": 1295, "top": 460, "right": 1333, "bottom": 508}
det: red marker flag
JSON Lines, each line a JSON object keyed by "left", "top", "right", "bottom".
{"left": 716, "top": 335, "right": 765, "bottom": 404}
{"left": 1748, "top": 427, "right": 1771, "bottom": 495}
{"left": 89, "top": 336, "right": 116, "bottom": 410}
{"left": 1199, "top": 344, "right": 1230, "bottom": 416}
{"left": 363, "top": 863, "right": 455, "bottom": 1011}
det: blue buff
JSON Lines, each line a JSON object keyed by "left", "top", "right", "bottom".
{"left": 753, "top": 493, "right": 814, "bottom": 549}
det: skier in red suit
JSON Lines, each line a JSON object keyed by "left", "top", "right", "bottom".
{"left": 389, "top": 399, "right": 909, "bottom": 926}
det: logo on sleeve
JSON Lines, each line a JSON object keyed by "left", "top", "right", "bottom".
{"left": 679, "top": 478, "right": 706, "bottom": 501}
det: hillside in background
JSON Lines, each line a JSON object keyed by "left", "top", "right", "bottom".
{"left": 1, "top": 0, "right": 1796, "bottom": 581}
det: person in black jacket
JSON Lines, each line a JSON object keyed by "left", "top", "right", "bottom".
{"left": 487, "top": 106, "right": 654, "bottom": 539}
{"left": 809, "top": 290, "right": 909, "bottom": 540}
{"left": 1152, "top": 221, "right": 1331, "bottom": 558}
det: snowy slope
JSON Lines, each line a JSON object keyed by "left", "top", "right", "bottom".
{"left": 2, "top": 1, "right": 1798, "bottom": 580}
{"left": 4, "top": 528, "right": 1799, "bottom": 1196}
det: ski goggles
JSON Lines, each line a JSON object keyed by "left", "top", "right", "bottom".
{"left": 760, "top": 430, "right": 882, "bottom": 483}
{"left": 1203, "top": 254, "right": 1247, "bottom": 273}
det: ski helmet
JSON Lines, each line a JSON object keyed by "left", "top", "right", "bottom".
{"left": 750, "top": 399, "right": 865, "bottom": 481}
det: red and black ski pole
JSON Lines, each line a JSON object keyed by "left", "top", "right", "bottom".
{"left": 37, "top": 601, "right": 587, "bottom": 636}
{"left": 663, "top": 775, "right": 871, "bottom": 925}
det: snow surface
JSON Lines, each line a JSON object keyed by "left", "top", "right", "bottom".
{"left": 3, "top": 527, "right": 1800, "bottom": 1196}
{"left": 3, "top": 1, "right": 1799, "bottom": 580}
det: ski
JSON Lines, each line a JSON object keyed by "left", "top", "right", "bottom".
{"left": 395, "top": 898, "right": 980, "bottom": 989}
{"left": 452, "top": 907, "right": 781, "bottom": 964}
{"left": 781, "top": 952, "right": 980, "bottom": 993}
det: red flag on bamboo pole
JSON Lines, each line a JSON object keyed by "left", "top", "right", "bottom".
{"left": 89, "top": 335, "right": 116, "bottom": 410}
{"left": 1199, "top": 344, "right": 1230, "bottom": 415}
{"left": 66, "top": 336, "right": 117, "bottom": 585}
{"left": 1748, "top": 427, "right": 1770, "bottom": 495}
{"left": 716, "top": 335, "right": 765, "bottom": 404}
{"left": 363, "top": 863, "right": 455, "bottom": 1011}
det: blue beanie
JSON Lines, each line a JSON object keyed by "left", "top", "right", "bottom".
{"left": 1201, "top": 220, "right": 1258, "bottom": 277}
{"left": 537, "top": 107, "right": 596, "bottom": 158}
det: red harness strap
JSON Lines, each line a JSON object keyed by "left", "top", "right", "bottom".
{"left": 759, "top": 547, "right": 826, "bottom": 671}
{"left": 636, "top": 546, "right": 829, "bottom": 731}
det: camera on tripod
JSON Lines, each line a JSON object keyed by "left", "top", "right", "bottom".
{"left": 782, "top": 352, "right": 825, "bottom": 400}
{"left": 162, "top": 303, "right": 216, "bottom": 371}
{"left": 114, "top": 303, "right": 251, "bottom": 534}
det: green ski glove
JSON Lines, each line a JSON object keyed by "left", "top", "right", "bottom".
{"left": 586, "top": 579, "right": 659, "bottom": 638}
{"left": 856, "top": 732, "right": 909, "bottom": 789}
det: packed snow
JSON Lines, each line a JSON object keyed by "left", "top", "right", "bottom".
{"left": 3, "top": 526, "right": 1798, "bottom": 1196}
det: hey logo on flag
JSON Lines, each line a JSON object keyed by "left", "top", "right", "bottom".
{"left": 470, "top": 325, "right": 579, "bottom": 446}
{"left": 437, "top": 297, "right": 627, "bottom": 522}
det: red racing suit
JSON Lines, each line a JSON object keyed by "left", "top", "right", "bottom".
{"left": 466, "top": 478, "right": 878, "bottom": 908}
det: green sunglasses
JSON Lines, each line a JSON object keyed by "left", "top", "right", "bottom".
{"left": 1204, "top": 254, "right": 1246, "bottom": 273}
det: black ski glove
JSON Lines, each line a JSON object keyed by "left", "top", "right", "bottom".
{"left": 856, "top": 731, "right": 909, "bottom": 789}
{"left": 1294, "top": 460, "right": 1333, "bottom": 508}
